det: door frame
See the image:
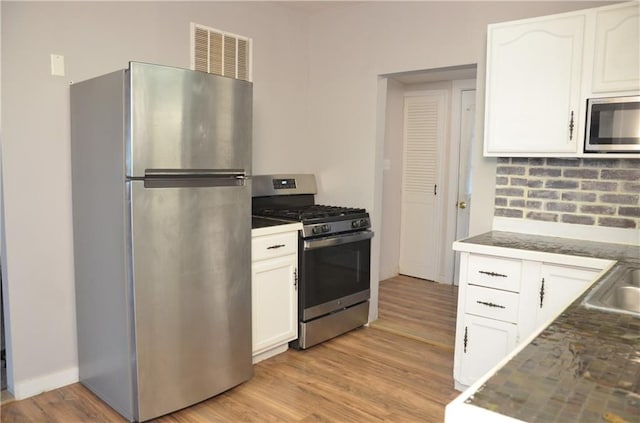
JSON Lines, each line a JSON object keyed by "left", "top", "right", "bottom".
{"left": 445, "top": 79, "right": 477, "bottom": 285}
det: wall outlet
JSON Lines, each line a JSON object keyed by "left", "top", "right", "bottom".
{"left": 50, "top": 54, "right": 65, "bottom": 76}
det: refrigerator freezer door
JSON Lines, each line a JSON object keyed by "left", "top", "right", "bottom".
{"left": 127, "top": 62, "right": 252, "bottom": 178}
{"left": 129, "top": 180, "right": 253, "bottom": 421}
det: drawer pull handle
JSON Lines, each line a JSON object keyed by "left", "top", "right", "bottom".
{"left": 477, "top": 300, "right": 506, "bottom": 309}
{"left": 463, "top": 327, "right": 468, "bottom": 353}
{"left": 267, "top": 244, "right": 286, "bottom": 250}
{"left": 478, "top": 270, "right": 507, "bottom": 278}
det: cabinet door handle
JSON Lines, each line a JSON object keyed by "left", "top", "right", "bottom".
{"left": 463, "top": 326, "right": 468, "bottom": 353}
{"left": 569, "top": 111, "right": 575, "bottom": 141}
{"left": 267, "top": 244, "right": 285, "bottom": 250}
{"left": 478, "top": 270, "right": 507, "bottom": 278}
{"left": 476, "top": 300, "right": 506, "bottom": 309}
{"left": 539, "top": 277, "right": 545, "bottom": 308}
{"left": 294, "top": 268, "right": 298, "bottom": 290}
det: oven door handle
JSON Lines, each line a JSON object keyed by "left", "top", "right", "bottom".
{"left": 303, "top": 231, "right": 373, "bottom": 251}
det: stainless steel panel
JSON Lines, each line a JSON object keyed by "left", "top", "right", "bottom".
{"left": 303, "top": 290, "right": 370, "bottom": 321}
{"left": 129, "top": 181, "right": 253, "bottom": 421}
{"left": 252, "top": 174, "right": 317, "bottom": 197}
{"left": 128, "top": 62, "right": 252, "bottom": 177}
{"left": 302, "top": 218, "right": 370, "bottom": 238}
{"left": 70, "top": 70, "right": 137, "bottom": 421}
{"left": 297, "top": 301, "right": 369, "bottom": 349}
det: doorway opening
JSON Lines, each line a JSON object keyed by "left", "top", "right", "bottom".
{"left": 378, "top": 64, "right": 477, "bottom": 287}
{"left": 373, "top": 64, "right": 476, "bottom": 344}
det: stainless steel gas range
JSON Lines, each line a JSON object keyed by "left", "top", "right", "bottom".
{"left": 252, "top": 174, "right": 372, "bottom": 349}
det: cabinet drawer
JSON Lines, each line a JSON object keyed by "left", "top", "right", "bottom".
{"left": 467, "top": 254, "right": 522, "bottom": 292}
{"left": 252, "top": 231, "right": 298, "bottom": 261}
{"left": 465, "top": 285, "right": 519, "bottom": 323}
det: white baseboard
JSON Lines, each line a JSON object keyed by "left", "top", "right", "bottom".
{"left": 492, "top": 217, "right": 640, "bottom": 245}
{"left": 252, "top": 344, "right": 288, "bottom": 364}
{"left": 12, "top": 366, "right": 79, "bottom": 400}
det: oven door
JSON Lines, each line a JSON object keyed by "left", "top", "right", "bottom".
{"left": 299, "top": 231, "right": 373, "bottom": 321}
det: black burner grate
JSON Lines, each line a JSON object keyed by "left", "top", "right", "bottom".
{"left": 256, "top": 204, "right": 366, "bottom": 222}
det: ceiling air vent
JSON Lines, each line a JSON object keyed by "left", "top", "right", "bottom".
{"left": 191, "top": 23, "right": 252, "bottom": 82}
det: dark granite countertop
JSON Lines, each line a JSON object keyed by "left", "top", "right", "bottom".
{"left": 460, "top": 231, "right": 640, "bottom": 423}
{"left": 252, "top": 216, "right": 291, "bottom": 229}
{"left": 458, "top": 231, "right": 640, "bottom": 265}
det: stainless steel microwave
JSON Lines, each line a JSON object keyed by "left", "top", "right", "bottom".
{"left": 584, "top": 96, "right": 640, "bottom": 153}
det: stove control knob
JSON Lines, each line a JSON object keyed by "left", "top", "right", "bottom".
{"left": 360, "top": 218, "right": 369, "bottom": 227}
{"left": 312, "top": 226, "right": 321, "bottom": 235}
{"left": 321, "top": 224, "right": 331, "bottom": 233}
{"left": 352, "top": 220, "right": 359, "bottom": 228}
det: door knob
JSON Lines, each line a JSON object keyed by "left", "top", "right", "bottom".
{"left": 458, "top": 201, "right": 467, "bottom": 209}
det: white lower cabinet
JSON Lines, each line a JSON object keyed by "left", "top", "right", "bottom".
{"left": 251, "top": 228, "right": 299, "bottom": 363}
{"left": 520, "top": 263, "right": 600, "bottom": 340}
{"left": 453, "top": 250, "right": 602, "bottom": 390}
{"left": 455, "top": 314, "right": 518, "bottom": 388}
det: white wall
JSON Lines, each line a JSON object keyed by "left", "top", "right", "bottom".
{"left": 1, "top": 1, "right": 309, "bottom": 397}
{"left": 305, "top": 1, "right": 611, "bottom": 320}
{"left": 379, "top": 78, "right": 404, "bottom": 281}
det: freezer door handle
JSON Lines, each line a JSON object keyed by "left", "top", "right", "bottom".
{"left": 141, "top": 169, "right": 249, "bottom": 188}
{"left": 145, "top": 169, "right": 246, "bottom": 178}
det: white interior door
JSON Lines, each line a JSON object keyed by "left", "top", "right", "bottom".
{"left": 399, "top": 91, "right": 447, "bottom": 280}
{"left": 453, "top": 89, "right": 476, "bottom": 285}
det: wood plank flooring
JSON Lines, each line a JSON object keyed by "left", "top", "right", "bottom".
{"left": 372, "top": 275, "right": 458, "bottom": 351}
{"left": 1, "top": 276, "right": 459, "bottom": 422}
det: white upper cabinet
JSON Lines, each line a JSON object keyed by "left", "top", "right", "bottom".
{"left": 483, "top": 1, "right": 640, "bottom": 157}
{"left": 484, "top": 14, "right": 585, "bottom": 156}
{"left": 591, "top": 2, "right": 640, "bottom": 93}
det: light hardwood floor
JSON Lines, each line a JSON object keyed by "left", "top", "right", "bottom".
{"left": 1, "top": 277, "right": 459, "bottom": 422}
{"left": 372, "top": 275, "right": 458, "bottom": 351}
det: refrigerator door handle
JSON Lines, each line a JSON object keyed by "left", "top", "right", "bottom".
{"left": 141, "top": 169, "right": 249, "bottom": 188}
{"left": 145, "top": 169, "right": 246, "bottom": 178}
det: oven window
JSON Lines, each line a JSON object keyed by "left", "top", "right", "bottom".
{"left": 301, "top": 238, "right": 370, "bottom": 310}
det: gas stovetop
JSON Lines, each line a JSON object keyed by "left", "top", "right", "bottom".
{"left": 251, "top": 174, "right": 371, "bottom": 238}
{"left": 253, "top": 205, "right": 370, "bottom": 238}
{"left": 255, "top": 204, "right": 367, "bottom": 223}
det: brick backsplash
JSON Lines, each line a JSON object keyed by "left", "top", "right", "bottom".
{"left": 494, "top": 158, "right": 640, "bottom": 229}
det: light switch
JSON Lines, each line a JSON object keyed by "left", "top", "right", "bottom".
{"left": 50, "top": 54, "right": 65, "bottom": 76}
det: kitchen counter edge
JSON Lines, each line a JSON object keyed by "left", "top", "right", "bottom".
{"left": 251, "top": 221, "right": 302, "bottom": 237}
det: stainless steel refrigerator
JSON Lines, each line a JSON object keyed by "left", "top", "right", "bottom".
{"left": 70, "top": 62, "right": 253, "bottom": 422}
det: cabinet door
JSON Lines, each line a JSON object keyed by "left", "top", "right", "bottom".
{"left": 535, "top": 263, "right": 600, "bottom": 326}
{"left": 484, "top": 14, "right": 585, "bottom": 155}
{"left": 252, "top": 254, "right": 298, "bottom": 355}
{"left": 455, "top": 314, "right": 518, "bottom": 387}
{"left": 592, "top": 3, "right": 640, "bottom": 92}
